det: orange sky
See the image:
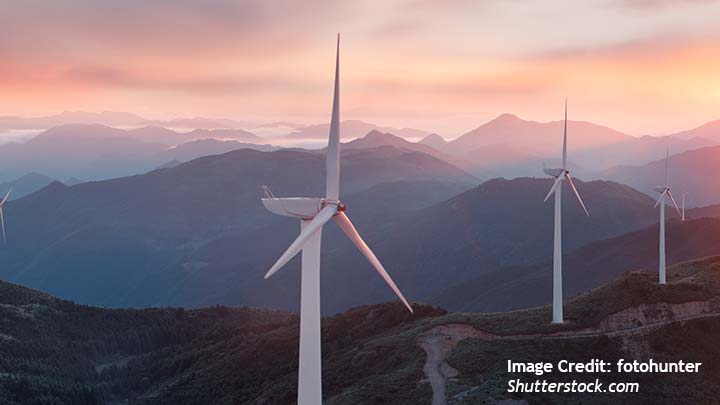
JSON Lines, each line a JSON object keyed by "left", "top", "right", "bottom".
{"left": 2, "top": 0, "right": 720, "bottom": 136}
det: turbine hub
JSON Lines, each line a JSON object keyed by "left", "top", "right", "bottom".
{"left": 322, "top": 199, "right": 346, "bottom": 212}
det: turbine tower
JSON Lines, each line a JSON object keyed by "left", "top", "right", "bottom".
{"left": 260, "top": 35, "right": 413, "bottom": 405}
{"left": 542, "top": 101, "right": 589, "bottom": 324}
{"left": 653, "top": 147, "right": 682, "bottom": 285}
{"left": 0, "top": 188, "right": 12, "bottom": 244}
{"left": 681, "top": 191, "right": 687, "bottom": 221}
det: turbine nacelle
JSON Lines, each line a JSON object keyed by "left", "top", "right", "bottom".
{"left": 261, "top": 195, "right": 347, "bottom": 220}
{"left": 543, "top": 167, "right": 566, "bottom": 178}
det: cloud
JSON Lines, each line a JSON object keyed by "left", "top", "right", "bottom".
{"left": 0, "top": 0, "right": 349, "bottom": 61}
{"left": 57, "top": 66, "right": 321, "bottom": 94}
{"left": 359, "top": 75, "right": 551, "bottom": 97}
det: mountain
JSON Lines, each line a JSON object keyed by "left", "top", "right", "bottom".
{"left": 40, "top": 124, "right": 261, "bottom": 146}
{"left": 315, "top": 177, "right": 660, "bottom": 310}
{"left": 0, "top": 124, "right": 268, "bottom": 181}
{"left": 447, "top": 113, "right": 632, "bottom": 156}
{"left": 0, "top": 126, "right": 166, "bottom": 180}
{"left": 577, "top": 134, "right": 714, "bottom": 173}
{"left": 158, "top": 177, "right": 663, "bottom": 315}
{"left": 341, "top": 130, "right": 487, "bottom": 178}
{"left": 3, "top": 257, "right": 720, "bottom": 403}
{"left": 285, "top": 120, "right": 432, "bottom": 141}
{"left": 435, "top": 217, "right": 720, "bottom": 313}
{"left": 671, "top": 120, "right": 720, "bottom": 142}
{"left": 445, "top": 114, "right": 714, "bottom": 174}
{"left": 0, "top": 173, "right": 55, "bottom": 201}
{"left": 155, "top": 139, "right": 278, "bottom": 163}
{"left": 0, "top": 147, "right": 477, "bottom": 309}
{"left": 602, "top": 145, "right": 720, "bottom": 207}
{"left": 417, "top": 133, "right": 448, "bottom": 150}
{"left": 62, "top": 177, "right": 85, "bottom": 186}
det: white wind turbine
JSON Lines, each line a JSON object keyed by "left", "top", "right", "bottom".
{"left": 261, "top": 35, "right": 413, "bottom": 405}
{"left": 0, "top": 188, "right": 12, "bottom": 244}
{"left": 653, "top": 147, "right": 682, "bottom": 285}
{"left": 542, "top": 101, "right": 589, "bottom": 324}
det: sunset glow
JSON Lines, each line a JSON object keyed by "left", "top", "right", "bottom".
{"left": 2, "top": 0, "right": 720, "bottom": 136}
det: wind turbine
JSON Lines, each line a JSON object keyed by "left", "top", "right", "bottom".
{"left": 542, "top": 101, "right": 589, "bottom": 324}
{"left": 260, "top": 35, "right": 413, "bottom": 405}
{"left": 653, "top": 147, "right": 682, "bottom": 285}
{"left": 0, "top": 188, "right": 12, "bottom": 244}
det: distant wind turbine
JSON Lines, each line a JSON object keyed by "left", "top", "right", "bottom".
{"left": 260, "top": 35, "right": 413, "bottom": 405}
{"left": 542, "top": 101, "right": 589, "bottom": 324}
{"left": 0, "top": 188, "right": 12, "bottom": 244}
{"left": 653, "top": 147, "right": 682, "bottom": 284}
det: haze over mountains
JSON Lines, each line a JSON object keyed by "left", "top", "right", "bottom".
{"left": 0, "top": 146, "right": 476, "bottom": 309}
{"left": 0, "top": 111, "right": 250, "bottom": 131}
{"left": 430, "top": 113, "right": 717, "bottom": 176}
{"left": 0, "top": 151, "right": 675, "bottom": 315}
{"left": 603, "top": 145, "right": 720, "bottom": 207}
{"left": 3, "top": 111, "right": 720, "bottom": 186}
{"left": 284, "top": 119, "right": 432, "bottom": 141}
{"left": 0, "top": 124, "right": 271, "bottom": 181}
{"left": 3, "top": 110, "right": 720, "bottom": 315}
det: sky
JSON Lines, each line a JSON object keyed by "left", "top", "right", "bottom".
{"left": 1, "top": 0, "right": 720, "bottom": 137}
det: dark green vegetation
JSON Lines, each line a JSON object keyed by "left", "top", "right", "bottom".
{"left": 3, "top": 257, "right": 720, "bottom": 404}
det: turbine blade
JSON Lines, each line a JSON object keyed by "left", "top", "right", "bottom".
{"left": 0, "top": 208, "right": 5, "bottom": 244}
{"left": 0, "top": 187, "right": 12, "bottom": 206}
{"left": 653, "top": 190, "right": 667, "bottom": 208}
{"left": 326, "top": 34, "right": 341, "bottom": 201}
{"left": 543, "top": 175, "right": 563, "bottom": 202}
{"left": 565, "top": 173, "right": 589, "bottom": 216}
{"left": 667, "top": 190, "right": 682, "bottom": 217}
{"left": 264, "top": 205, "right": 337, "bottom": 279}
{"left": 562, "top": 99, "right": 567, "bottom": 170}
{"left": 333, "top": 212, "right": 413, "bottom": 313}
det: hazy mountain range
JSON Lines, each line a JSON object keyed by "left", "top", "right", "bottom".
{"left": 284, "top": 119, "right": 432, "bottom": 141}
{"left": 0, "top": 147, "right": 677, "bottom": 314}
{"left": 0, "top": 124, "right": 271, "bottom": 181}
{"left": 3, "top": 112, "right": 720, "bottom": 186}
{"left": 2, "top": 113, "right": 720, "bottom": 314}
{"left": 0, "top": 173, "right": 56, "bottom": 201}
{"left": 428, "top": 113, "right": 717, "bottom": 176}
{"left": 0, "top": 146, "right": 476, "bottom": 310}
{"left": 602, "top": 145, "right": 720, "bottom": 207}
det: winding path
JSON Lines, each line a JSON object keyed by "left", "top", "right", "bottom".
{"left": 418, "top": 305, "right": 720, "bottom": 405}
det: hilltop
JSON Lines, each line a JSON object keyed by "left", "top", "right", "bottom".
{"left": 3, "top": 256, "right": 720, "bottom": 403}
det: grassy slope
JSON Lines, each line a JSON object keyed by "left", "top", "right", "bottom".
{"left": 3, "top": 256, "right": 720, "bottom": 403}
